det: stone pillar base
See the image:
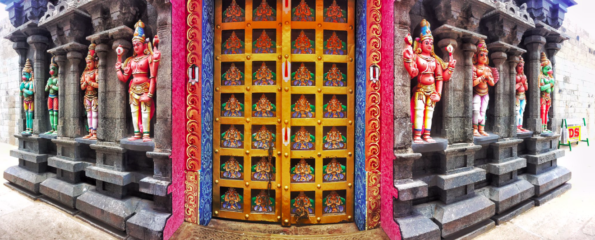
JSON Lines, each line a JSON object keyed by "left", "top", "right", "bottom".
{"left": 126, "top": 201, "right": 171, "bottom": 240}
{"left": 76, "top": 190, "right": 141, "bottom": 231}
{"left": 4, "top": 166, "right": 55, "bottom": 196}
{"left": 40, "top": 177, "right": 94, "bottom": 211}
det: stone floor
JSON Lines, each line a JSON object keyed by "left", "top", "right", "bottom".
{"left": 0, "top": 141, "right": 592, "bottom": 239}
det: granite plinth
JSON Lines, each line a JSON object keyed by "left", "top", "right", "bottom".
{"left": 482, "top": 179, "right": 534, "bottom": 213}
{"left": 9, "top": 149, "right": 48, "bottom": 163}
{"left": 48, "top": 156, "right": 92, "bottom": 172}
{"left": 40, "top": 177, "right": 94, "bottom": 209}
{"left": 126, "top": 202, "right": 171, "bottom": 240}
{"left": 139, "top": 177, "right": 171, "bottom": 197}
{"left": 52, "top": 138, "right": 93, "bottom": 161}
{"left": 522, "top": 166, "right": 571, "bottom": 196}
{"left": 525, "top": 134, "right": 559, "bottom": 155}
{"left": 486, "top": 157, "right": 526, "bottom": 175}
{"left": 473, "top": 133, "right": 499, "bottom": 145}
{"left": 75, "top": 137, "right": 97, "bottom": 145}
{"left": 39, "top": 133, "right": 57, "bottom": 139}
{"left": 436, "top": 168, "right": 486, "bottom": 190}
{"left": 525, "top": 149, "right": 565, "bottom": 165}
{"left": 76, "top": 190, "right": 142, "bottom": 231}
{"left": 491, "top": 200, "right": 534, "bottom": 225}
{"left": 120, "top": 138, "right": 155, "bottom": 152}
{"left": 15, "top": 134, "right": 50, "bottom": 154}
{"left": 395, "top": 214, "right": 440, "bottom": 240}
{"left": 394, "top": 179, "right": 428, "bottom": 201}
{"left": 534, "top": 183, "right": 571, "bottom": 206}
{"left": 85, "top": 166, "right": 133, "bottom": 186}
{"left": 516, "top": 131, "right": 533, "bottom": 139}
{"left": 4, "top": 166, "right": 55, "bottom": 194}
{"left": 442, "top": 219, "right": 495, "bottom": 240}
{"left": 412, "top": 138, "right": 448, "bottom": 153}
{"left": 90, "top": 143, "right": 127, "bottom": 171}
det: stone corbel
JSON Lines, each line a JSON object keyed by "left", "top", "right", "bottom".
{"left": 38, "top": 5, "right": 91, "bottom": 46}
{"left": 425, "top": 0, "right": 496, "bottom": 32}
{"left": 23, "top": 0, "right": 49, "bottom": 23}
{"left": 5, "top": 1, "right": 25, "bottom": 28}
{"left": 481, "top": 0, "right": 535, "bottom": 46}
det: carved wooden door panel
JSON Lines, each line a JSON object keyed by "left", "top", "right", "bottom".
{"left": 214, "top": 0, "right": 354, "bottom": 226}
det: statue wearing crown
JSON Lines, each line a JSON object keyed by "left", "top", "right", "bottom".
{"left": 402, "top": 20, "right": 456, "bottom": 143}
{"left": 539, "top": 52, "right": 555, "bottom": 132}
{"left": 81, "top": 44, "right": 99, "bottom": 139}
{"left": 20, "top": 59, "right": 34, "bottom": 135}
{"left": 515, "top": 57, "right": 529, "bottom": 132}
{"left": 116, "top": 20, "right": 161, "bottom": 142}
{"left": 472, "top": 40, "right": 499, "bottom": 137}
{"left": 45, "top": 57, "right": 59, "bottom": 135}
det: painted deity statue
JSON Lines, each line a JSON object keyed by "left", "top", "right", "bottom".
{"left": 223, "top": 31, "right": 244, "bottom": 54}
{"left": 324, "top": 32, "right": 345, "bottom": 55}
{"left": 324, "top": 191, "right": 345, "bottom": 213}
{"left": 539, "top": 52, "right": 555, "bottom": 132}
{"left": 20, "top": 59, "right": 34, "bottom": 135}
{"left": 222, "top": 125, "right": 243, "bottom": 148}
{"left": 292, "top": 159, "right": 314, "bottom": 182}
{"left": 292, "top": 95, "right": 314, "bottom": 118}
{"left": 324, "top": 126, "right": 346, "bottom": 150}
{"left": 253, "top": 0, "right": 275, "bottom": 21}
{"left": 223, "top": 63, "right": 244, "bottom": 86}
{"left": 116, "top": 20, "right": 161, "bottom": 142}
{"left": 254, "top": 30, "right": 275, "bottom": 53}
{"left": 253, "top": 190, "right": 274, "bottom": 212}
{"left": 292, "top": 127, "right": 314, "bottom": 150}
{"left": 253, "top": 94, "right": 275, "bottom": 117}
{"left": 324, "top": 95, "right": 345, "bottom": 118}
{"left": 252, "top": 157, "right": 274, "bottom": 181}
{"left": 324, "top": 0, "right": 346, "bottom": 23}
{"left": 253, "top": 62, "right": 275, "bottom": 85}
{"left": 515, "top": 57, "right": 529, "bottom": 132}
{"left": 222, "top": 188, "right": 242, "bottom": 211}
{"left": 252, "top": 125, "right": 275, "bottom": 149}
{"left": 221, "top": 157, "right": 242, "bottom": 179}
{"left": 324, "top": 64, "right": 345, "bottom": 86}
{"left": 292, "top": 63, "right": 314, "bottom": 86}
{"left": 44, "top": 57, "right": 59, "bottom": 134}
{"left": 223, "top": 94, "right": 243, "bottom": 117}
{"left": 292, "top": 30, "right": 314, "bottom": 54}
{"left": 81, "top": 44, "right": 99, "bottom": 140}
{"left": 403, "top": 19, "right": 456, "bottom": 143}
{"left": 292, "top": 191, "right": 314, "bottom": 214}
{"left": 223, "top": 0, "right": 245, "bottom": 23}
{"left": 472, "top": 40, "right": 499, "bottom": 137}
{"left": 323, "top": 158, "right": 345, "bottom": 181}
{"left": 292, "top": 0, "right": 314, "bottom": 21}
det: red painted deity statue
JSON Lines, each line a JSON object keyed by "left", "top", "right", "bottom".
{"left": 539, "top": 52, "right": 555, "bottom": 132}
{"left": 116, "top": 20, "right": 161, "bottom": 142}
{"left": 81, "top": 44, "right": 99, "bottom": 139}
{"left": 472, "top": 39, "right": 499, "bottom": 137}
{"left": 402, "top": 19, "right": 456, "bottom": 143}
{"left": 515, "top": 57, "right": 529, "bottom": 132}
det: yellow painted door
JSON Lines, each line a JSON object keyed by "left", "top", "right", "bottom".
{"left": 214, "top": 0, "right": 354, "bottom": 226}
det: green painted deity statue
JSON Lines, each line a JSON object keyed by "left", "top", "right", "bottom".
{"left": 20, "top": 59, "right": 34, "bottom": 135}
{"left": 44, "top": 57, "right": 59, "bottom": 134}
{"left": 539, "top": 52, "right": 555, "bottom": 132}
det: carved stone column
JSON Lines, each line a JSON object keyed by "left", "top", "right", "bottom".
{"left": 545, "top": 39, "right": 563, "bottom": 133}
{"left": 53, "top": 54, "right": 67, "bottom": 137}
{"left": 12, "top": 39, "right": 28, "bottom": 133}
{"left": 27, "top": 35, "right": 49, "bottom": 134}
{"left": 462, "top": 42, "right": 477, "bottom": 141}
{"left": 507, "top": 53, "right": 521, "bottom": 138}
{"left": 65, "top": 47, "right": 86, "bottom": 138}
{"left": 109, "top": 31, "right": 132, "bottom": 141}
{"left": 94, "top": 43, "right": 109, "bottom": 141}
{"left": 489, "top": 49, "right": 508, "bottom": 137}
{"left": 523, "top": 35, "right": 546, "bottom": 134}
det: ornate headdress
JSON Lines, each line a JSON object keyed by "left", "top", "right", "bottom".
{"left": 540, "top": 52, "right": 551, "bottom": 67}
{"left": 86, "top": 43, "right": 97, "bottom": 61}
{"left": 133, "top": 20, "right": 146, "bottom": 43}
{"left": 518, "top": 56, "right": 525, "bottom": 65}
{"left": 412, "top": 19, "right": 448, "bottom": 70}
{"left": 419, "top": 19, "right": 433, "bottom": 41}
{"left": 473, "top": 39, "right": 489, "bottom": 65}
{"left": 22, "top": 58, "right": 33, "bottom": 81}
{"left": 50, "top": 56, "right": 58, "bottom": 68}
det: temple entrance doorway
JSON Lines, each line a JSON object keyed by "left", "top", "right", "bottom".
{"left": 213, "top": 0, "right": 355, "bottom": 226}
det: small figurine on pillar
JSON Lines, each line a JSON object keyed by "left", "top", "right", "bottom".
{"left": 81, "top": 44, "right": 99, "bottom": 140}
{"left": 20, "top": 59, "right": 34, "bottom": 135}
{"left": 515, "top": 57, "right": 529, "bottom": 132}
{"left": 45, "top": 57, "right": 59, "bottom": 135}
{"left": 539, "top": 52, "right": 555, "bottom": 132}
{"left": 472, "top": 39, "right": 499, "bottom": 137}
{"left": 402, "top": 19, "right": 456, "bottom": 143}
{"left": 115, "top": 20, "right": 161, "bottom": 142}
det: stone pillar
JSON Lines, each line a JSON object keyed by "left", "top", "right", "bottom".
{"left": 54, "top": 54, "right": 67, "bottom": 137}
{"left": 523, "top": 35, "right": 546, "bottom": 134}
{"left": 437, "top": 36, "right": 459, "bottom": 142}
{"left": 545, "top": 42, "right": 562, "bottom": 133}
{"left": 462, "top": 43, "right": 477, "bottom": 139}
{"left": 27, "top": 35, "right": 49, "bottom": 134}
{"left": 507, "top": 54, "right": 521, "bottom": 138}
{"left": 109, "top": 35, "right": 132, "bottom": 142}
{"left": 95, "top": 43, "right": 110, "bottom": 141}
{"left": 66, "top": 49, "right": 85, "bottom": 138}
{"left": 490, "top": 51, "right": 508, "bottom": 137}
{"left": 13, "top": 40, "right": 28, "bottom": 134}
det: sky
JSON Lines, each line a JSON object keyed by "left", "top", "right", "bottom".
{"left": 567, "top": 0, "right": 595, "bottom": 37}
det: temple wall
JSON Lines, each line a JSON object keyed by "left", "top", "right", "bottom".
{"left": 0, "top": 12, "right": 18, "bottom": 145}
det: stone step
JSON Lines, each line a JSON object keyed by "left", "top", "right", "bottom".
{"left": 126, "top": 202, "right": 171, "bottom": 240}
{"left": 3, "top": 166, "right": 55, "bottom": 194}
{"left": 85, "top": 166, "right": 134, "bottom": 186}
{"left": 436, "top": 168, "right": 486, "bottom": 190}
{"left": 48, "top": 156, "right": 92, "bottom": 172}
{"left": 521, "top": 166, "right": 571, "bottom": 196}
{"left": 9, "top": 149, "right": 48, "bottom": 163}
{"left": 534, "top": 183, "right": 572, "bottom": 206}
{"left": 491, "top": 200, "right": 534, "bottom": 225}
{"left": 394, "top": 214, "right": 440, "bottom": 240}
{"left": 139, "top": 177, "right": 171, "bottom": 197}
{"left": 486, "top": 157, "right": 526, "bottom": 175}
{"left": 76, "top": 190, "right": 142, "bottom": 231}
{"left": 479, "top": 179, "right": 534, "bottom": 214}
{"left": 524, "top": 149, "right": 565, "bottom": 165}
{"left": 40, "top": 177, "right": 94, "bottom": 210}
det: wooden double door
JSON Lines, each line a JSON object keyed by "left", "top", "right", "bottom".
{"left": 213, "top": 0, "right": 355, "bottom": 225}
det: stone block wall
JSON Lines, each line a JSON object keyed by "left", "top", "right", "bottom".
{"left": 0, "top": 11, "right": 19, "bottom": 145}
